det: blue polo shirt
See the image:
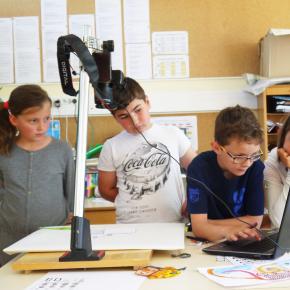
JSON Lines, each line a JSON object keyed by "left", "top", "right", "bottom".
{"left": 187, "top": 151, "right": 264, "bottom": 219}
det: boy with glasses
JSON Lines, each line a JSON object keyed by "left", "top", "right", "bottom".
{"left": 187, "top": 105, "right": 264, "bottom": 242}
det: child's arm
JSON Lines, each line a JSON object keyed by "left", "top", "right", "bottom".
{"left": 180, "top": 148, "right": 197, "bottom": 170}
{"left": 98, "top": 170, "right": 118, "bottom": 202}
{"left": 63, "top": 143, "right": 76, "bottom": 216}
{"left": 264, "top": 149, "right": 290, "bottom": 228}
{"left": 65, "top": 212, "right": 73, "bottom": 224}
{"left": 264, "top": 179, "right": 288, "bottom": 228}
{"left": 190, "top": 213, "right": 261, "bottom": 242}
{"left": 208, "top": 215, "right": 263, "bottom": 228}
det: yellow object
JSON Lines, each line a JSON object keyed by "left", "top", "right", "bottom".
{"left": 148, "top": 267, "right": 182, "bottom": 279}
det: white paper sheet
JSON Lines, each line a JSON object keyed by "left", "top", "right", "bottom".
{"left": 152, "top": 116, "right": 198, "bottom": 151}
{"left": 123, "top": 0, "right": 150, "bottom": 43}
{"left": 25, "top": 270, "right": 146, "bottom": 290}
{"left": 41, "top": 0, "right": 67, "bottom": 27}
{"left": 151, "top": 31, "right": 189, "bottom": 79}
{"left": 42, "top": 26, "right": 67, "bottom": 82}
{"left": 0, "top": 18, "right": 14, "bottom": 84}
{"left": 153, "top": 55, "right": 189, "bottom": 79}
{"left": 244, "top": 77, "right": 290, "bottom": 95}
{"left": 225, "top": 255, "right": 282, "bottom": 265}
{"left": 41, "top": 0, "right": 67, "bottom": 82}
{"left": 13, "top": 17, "right": 41, "bottom": 83}
{"left": 268, "top": 28, "right": 290, "bottom": 36}
{"left": 4, "top": 223, "right": 184, "bottom": 254}
{"left": 68, "top": 14, "right": 95, "bottom": 73}
{"left": 95, "top": 0, "right": 123, "bottom": 71}
{"left": 152, "top": 31, "right": 188, "bottom": 55}
{"left": 198, "top": 253, "right": 290, "bottom": 287}
{"left": 125, "top": 43, "right": 152, "bottom": 79}
{"left": 69, "top": 14, "right": 95, "bottom": 38}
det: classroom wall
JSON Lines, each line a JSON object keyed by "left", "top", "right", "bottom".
{"left": 0, "top": 78, "right": 256, "bottom": 153}
{"left": 151, "top": 0, "right": 290, "bottom": 77}
{"left": 2, "top": 0, "right": 290, "bottom": 77}
{"left": 1, "top": 0, "right": 289, "bottom": 152}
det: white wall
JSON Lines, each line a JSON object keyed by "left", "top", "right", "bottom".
{"left": 0, "top": 77, "right": 256, "bottom": 116}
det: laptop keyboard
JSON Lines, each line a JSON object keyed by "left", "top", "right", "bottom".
{"left": 224, "top": 233, "right": 278, "bottom": 252}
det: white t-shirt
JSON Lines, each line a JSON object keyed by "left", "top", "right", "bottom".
{"left": 98, "top": 124, "right": 191, "bottom": 223}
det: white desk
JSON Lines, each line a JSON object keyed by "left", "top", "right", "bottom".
{"left": 1, "top": 239, "right": 290, "bottom": 290}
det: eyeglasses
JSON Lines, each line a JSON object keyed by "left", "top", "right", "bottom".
{"left": 220, "top": 146, "right": 263, "bottom": 164}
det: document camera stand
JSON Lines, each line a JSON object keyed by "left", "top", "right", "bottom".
{"left": 11, "top": 32, "right": 152, "bottom": 271}
{"left": 58, "top": 34, "right": 105, "bottom": 262}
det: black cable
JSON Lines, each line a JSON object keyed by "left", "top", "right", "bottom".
{"left": 70, "top": 52, "right": 79, "bottom": 76}
{"left": 137, "top": 129, "right": 249, "bottom": 224}
{"left": 125, "top": 110, "right": 287, "bottom": 251}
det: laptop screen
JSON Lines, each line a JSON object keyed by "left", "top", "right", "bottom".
{"left": 274, "top": 188, "right": 290, "bottom": 258}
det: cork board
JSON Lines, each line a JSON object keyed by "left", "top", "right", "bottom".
{"left": 1, "top": 0, "right": 290, "bottom": 77}
{"left": 0, "top": 0, "right": 271, "bottom": 150}
{"left": 59, "top": 112, "right": 218, "bottom": 154}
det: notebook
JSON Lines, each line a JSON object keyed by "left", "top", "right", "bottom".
{"left": 202, "top": 189, "right": 290, "bottom": 259}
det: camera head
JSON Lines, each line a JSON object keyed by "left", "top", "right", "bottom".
{"left": 57, "top": 34, "right": 124, "bottom": 111}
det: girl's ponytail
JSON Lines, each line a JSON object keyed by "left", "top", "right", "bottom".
{"left": 0, "top": 101, "right": 16, "bottom": 155}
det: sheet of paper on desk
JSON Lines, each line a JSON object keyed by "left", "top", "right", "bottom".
{"left": 225, "top": 255, "right": 273, "bottom": 265}
{"left": 198, "top": 254, "right": 290, "bottom": 287}
{"left": 25, "top": 270, "right": 146, "bottom": 290}
{"left": 4, "top": 223, "right": 184, "bottom": 254}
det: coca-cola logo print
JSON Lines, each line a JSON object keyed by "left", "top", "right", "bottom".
{"left": 122, "top": 142, "right": 171, "bottom": 200}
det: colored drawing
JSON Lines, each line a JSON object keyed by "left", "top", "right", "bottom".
{"left": 198, "top": 254, "right": 290, "bottom": 287}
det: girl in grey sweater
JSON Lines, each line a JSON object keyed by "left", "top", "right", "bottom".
{"left": 0, "top": 85, "right": 75, "bottom": 265}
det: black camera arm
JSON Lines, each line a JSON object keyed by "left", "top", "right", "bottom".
{"left": 57, "top": 34, "right": 112, "bottom": 110}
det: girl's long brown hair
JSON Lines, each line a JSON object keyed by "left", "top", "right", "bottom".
{"left": 0, "top": 84, "right": 51, "bottom": 155}
{"left": 278, "top": 115, "right": 290, "bottom": 149}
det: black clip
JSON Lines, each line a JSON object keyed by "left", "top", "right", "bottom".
{"left": 171, "top": 252, "right": 191, "bottom": 259}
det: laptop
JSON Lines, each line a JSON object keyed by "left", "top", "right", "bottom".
{"left": 202, "top": 189, "right": 290, "bottom": 259}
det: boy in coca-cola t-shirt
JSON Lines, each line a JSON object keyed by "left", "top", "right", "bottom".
{"left": 98, "top": 77, "right": 196, "bottom": 223}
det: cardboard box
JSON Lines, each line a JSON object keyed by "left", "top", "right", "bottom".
{"left": 260, "top": 29, "right": 290, "bottom": 77}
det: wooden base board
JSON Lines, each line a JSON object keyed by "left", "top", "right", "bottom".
{"left": 12, "top": 250, "right": 153, "bottom": 272}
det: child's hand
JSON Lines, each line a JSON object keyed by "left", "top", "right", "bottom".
{"left": 64, "top": 212, "right": 73, "bottom": 225}
{"left": 225, "top": 225, "right": 261, "bottom": 242}
{"left": 278, "top": 148, "right": 290, "bottom": 168}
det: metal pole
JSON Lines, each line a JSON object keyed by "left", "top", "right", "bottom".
{"left": 73, "top": 67, "right": 90, "bottom": 217}
{"left": 59, "top": 33, "right": 105, "bottom": 262}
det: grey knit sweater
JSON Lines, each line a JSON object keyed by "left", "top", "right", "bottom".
{"left": 0, "top": 138, "right": 75, "bottom": 265}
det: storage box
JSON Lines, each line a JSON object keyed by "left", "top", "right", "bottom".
{"left": 260, "top": 29, "right": 290, "bottom": 77}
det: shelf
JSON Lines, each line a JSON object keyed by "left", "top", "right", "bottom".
{"left": 267, "top": 113, "right": 289, "bottom": 116}
{"left": 258, "top": 84, "right": 290, "bottom": 159}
